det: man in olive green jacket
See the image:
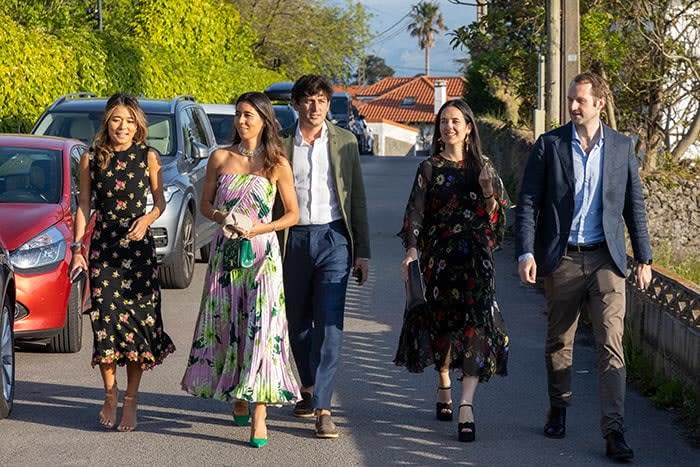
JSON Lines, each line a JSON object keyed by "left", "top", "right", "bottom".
{"left": 274, "top": 75, "right": 370, "bottom": 439}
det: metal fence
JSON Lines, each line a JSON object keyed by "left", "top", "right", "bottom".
{"left": 625, "top": 257, "right": 700, "bottom": 395}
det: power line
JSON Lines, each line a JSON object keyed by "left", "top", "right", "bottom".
{"left": 367, "top": 10, "right": 412, "bottom": 46}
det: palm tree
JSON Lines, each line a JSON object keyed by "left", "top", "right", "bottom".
{"left": 406, "top": 1, "right": 448, "bottom": 76}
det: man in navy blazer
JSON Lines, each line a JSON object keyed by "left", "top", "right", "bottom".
{"left": 515, "top": 72, "right": 652, "bottom": 461}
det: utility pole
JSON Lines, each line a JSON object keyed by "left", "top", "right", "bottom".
{"left": 356, "top": 59, "right": 366, "bottom": 85}
{"left": 545, "top": 0, "right": 561, "bottom": 130}
{"left": 98, "top": 0, "right": 103, "bottom": 31}
{"left": 534, "top": 54, "right": 546, "bottom": 138}
{"left": 561, "top": 0, "right": 580, "bottom": 123}
{"left": 86, "top": 0, "right": 103, "bottom": 31}
{"left": 476, "top": 1, "right": 487, "bottom": 21}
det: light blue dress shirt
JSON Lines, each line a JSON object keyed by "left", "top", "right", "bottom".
{"left": 568, "top": 124, "right": 605, "bottom": 245}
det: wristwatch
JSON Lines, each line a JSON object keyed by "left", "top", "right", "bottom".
{"left": 70, "top": 242, "right": 83, "bottom": 251}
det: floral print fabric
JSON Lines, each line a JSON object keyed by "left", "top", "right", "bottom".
{"left": 181, "top": 173, "right": 300, "bottom": 405}
{"left": 395, "top": 155, "right": 509, "bottom": 381}
{"left": 88, "top": 143, "right": 175, "bottom": 370}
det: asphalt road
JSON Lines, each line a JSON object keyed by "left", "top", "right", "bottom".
{"left": 2, "top": 156, "right": 697, "bottom": 466}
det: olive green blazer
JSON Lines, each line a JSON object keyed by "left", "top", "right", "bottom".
{"left": 274, "top": 122, "right": 371, "bottom": 261}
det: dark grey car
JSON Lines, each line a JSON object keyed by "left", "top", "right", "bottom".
{"left": 32, "top": 93, "right": 219, "bottom": 289}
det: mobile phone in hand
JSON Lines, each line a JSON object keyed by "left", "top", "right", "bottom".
{"left": 70, "top": 267, "right": 86, "bottom": 283}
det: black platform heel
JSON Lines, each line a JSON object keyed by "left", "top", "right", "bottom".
{"left": 458, "top": 403, "right": 476, "bottom": 442}
{"left": 436, "top": 386, "right": 453, "bottom": 421}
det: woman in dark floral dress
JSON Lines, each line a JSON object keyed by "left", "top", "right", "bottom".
{"left": 395, "top": 99, "right": 509, "bottom": 442}
{"left": 70, "top": 93, "right": 175, "bottom": 432}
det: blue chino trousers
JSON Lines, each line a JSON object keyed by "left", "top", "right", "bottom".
{"left": 283, "top": 220, "right": 351, "bottom": 411}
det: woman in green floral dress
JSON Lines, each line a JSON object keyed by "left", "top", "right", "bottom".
{"left": 395, "top": 99, "right": 510, "bottom": 443}
{"left": 181, "top": 92, "right": 300, "bottom": 448}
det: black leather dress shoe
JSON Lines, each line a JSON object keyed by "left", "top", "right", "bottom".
{"left": 606, "top": 431, "right": 634, "bottom": 461}
{"left": 544, "top": 406, "right": 566, "bottom": 438}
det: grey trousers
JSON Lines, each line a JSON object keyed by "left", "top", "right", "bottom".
{"left": 543, "top": 246, "right": 627, "bottom": 436}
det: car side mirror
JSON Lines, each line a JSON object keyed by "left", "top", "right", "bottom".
{"left": 191, "top": 141, "right": 209, "bottom": 160}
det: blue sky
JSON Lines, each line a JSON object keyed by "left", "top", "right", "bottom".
{"left": 330, "top": 0, "right": 477, "bottom": 77}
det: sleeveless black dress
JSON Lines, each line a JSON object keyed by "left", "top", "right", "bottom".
{"left": 88, "top": 143, "right": 175, "bottom": 369}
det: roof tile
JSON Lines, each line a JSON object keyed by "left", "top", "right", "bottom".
{"left": 354, "top": 76, "right": 466, "bottom": 124}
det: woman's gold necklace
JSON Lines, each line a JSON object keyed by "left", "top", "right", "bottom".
{"left": 238, "top": 143, "right": 263, "bottom": 158}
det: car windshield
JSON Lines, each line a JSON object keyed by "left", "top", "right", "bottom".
{"left": 330, "top": 98, "right": 349, "bottom": 115}
{"left": 207, "top": 114, "right": 234, "bottom": 146}
{"left": 0, "top": 147, "right": 62, "bottom": 204}
{"left": 33, "top": 111, "right": 176, "bottom": 158}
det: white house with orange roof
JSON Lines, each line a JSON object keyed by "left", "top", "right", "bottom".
{"left": 337, "top": 76, "right": 466, "bottom": 156}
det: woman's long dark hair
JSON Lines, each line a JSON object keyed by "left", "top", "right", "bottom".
{"left": 232, "top": 92, "right": 285, "bottom": 176}
{"left": 92, "top": 93, "right": 148, "bottom": 170}
{"left": 431, "top": 99, "right": 484, "bottom": 171}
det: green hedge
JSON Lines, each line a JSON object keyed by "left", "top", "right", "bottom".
{"left": 0, "top": 0, "right": 284, "bottom": 133}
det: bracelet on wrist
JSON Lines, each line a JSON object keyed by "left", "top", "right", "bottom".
{"left": 70, "top": 241, "right": 83, "bottom": 251}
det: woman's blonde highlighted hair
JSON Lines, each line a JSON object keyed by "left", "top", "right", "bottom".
{"left": 92, "top": 93, "right": 148, "bottom": 170}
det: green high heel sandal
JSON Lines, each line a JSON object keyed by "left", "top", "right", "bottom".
{"left": 234, "top": 413, "right": 250, "bottom": 426}
{"left": 233, "top": 401, "right": 250, "bottom": 426}
{"left": 249, "top": 437, "right": 268, "bottom": 448}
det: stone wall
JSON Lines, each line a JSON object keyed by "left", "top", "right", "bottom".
{"left": 476, "top": 118, "right": 533, "bottom": 200}
{"left": 642, "top": 169, "right": 700, "bottom": 257}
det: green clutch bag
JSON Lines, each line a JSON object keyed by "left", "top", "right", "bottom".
{"left": 223, "top": 237, "right": 255, "bottom": 269}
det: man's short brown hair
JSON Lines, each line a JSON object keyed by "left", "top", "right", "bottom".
{"left": 291, "top": 75, "right": 333, "bottom": 103}
{"left": 573, "top": 71, "right": 609, "bottom": 100}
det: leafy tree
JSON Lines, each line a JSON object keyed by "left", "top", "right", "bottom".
{"left": 406, "top": 1, "right": 448, "bottom": 77}
{"left": 354, "top": 55, "right": 394, "bottom": 85}
{"left": 580, "top": 0, "right": 700, "bottom": 169}
{"left": 449, "top": 0, "right": 700, "bottom": 167}
{"left": 225, "top": 0, "right": 372, "bottom": 83}
{"left": 449, "top": 1, "right": 545, "bottom": 125}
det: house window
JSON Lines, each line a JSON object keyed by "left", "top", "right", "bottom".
{"left": 400, "top": 96, "right": 416, "bottom": 107}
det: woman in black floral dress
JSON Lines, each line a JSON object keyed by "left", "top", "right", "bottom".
{"left": 69, "top": 93, "right": 175, "bottom": 432}
{"left": 395, "top": 99, "right": 509, "bottom": 442}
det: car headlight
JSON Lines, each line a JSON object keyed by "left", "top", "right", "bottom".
{"left": 147, "top": 184, "right": 179, "bottom": 206}
{"left": 10, "top": 226, "right": 66, "bottom": 273}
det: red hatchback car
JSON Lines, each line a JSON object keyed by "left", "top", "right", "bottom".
{"left": 0, "top": 134, "right": 93, "bottom": 352}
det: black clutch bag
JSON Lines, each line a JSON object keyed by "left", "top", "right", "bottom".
{"left": 406, "top": 259, "right": 427, "bottom": 310}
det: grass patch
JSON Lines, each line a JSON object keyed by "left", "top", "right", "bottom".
{"left": 653, "top": 243, "right": 700, "bottom": 286}
{"left": 624, "top": 333, "right": 700, "bottom": 444}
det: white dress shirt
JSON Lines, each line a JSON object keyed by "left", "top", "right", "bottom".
{"left": 292, "top": 123, "right": 343, "bottom": 225}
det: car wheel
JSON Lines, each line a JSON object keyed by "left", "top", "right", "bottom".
{"left": 48, "top": 281, "right": 83, "bottom": 353}
{"left": 0, "top": 294, "right": 15, "bottom": 419}
{"left": 159, "top": 209, "right": 195, "bottom": 289}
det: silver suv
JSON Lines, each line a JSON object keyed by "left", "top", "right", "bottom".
{"left": 32, "top": 93, "right": 219, "bottom": 289}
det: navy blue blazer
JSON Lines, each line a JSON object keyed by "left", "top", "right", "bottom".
{"left": 515, "top": 122, "right": 652, "bottom": 277}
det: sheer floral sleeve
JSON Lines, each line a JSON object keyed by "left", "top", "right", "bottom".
{"left": 483, "top": 157, "right": 512, "bottom": 247}
{"left": 398, "top": 160, "right": 432, "bottom": 250}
